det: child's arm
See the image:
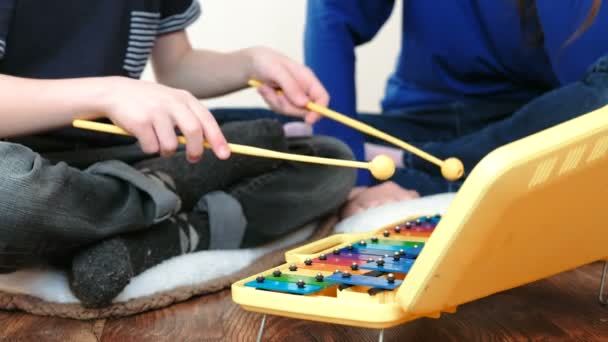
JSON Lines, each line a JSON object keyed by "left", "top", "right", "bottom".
{"left": 0, "top": 74, "right": 229, "bottom": 163}
{"left": 151, "top": 31, "right": 329, "bottom": 124}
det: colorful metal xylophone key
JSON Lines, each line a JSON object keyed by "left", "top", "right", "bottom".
{"left": 244, "top": 214, "right": 441, "bottom": 296}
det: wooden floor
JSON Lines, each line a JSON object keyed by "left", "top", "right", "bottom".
{"left": 2, "top": 262, "right": 608, "bottom": 341}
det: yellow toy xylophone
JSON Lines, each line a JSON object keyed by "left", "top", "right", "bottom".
{"left": 69, "top": 82, "right": 608, "bottom": 338}
{"left": 232, "top": 104, "right": 608, "bottom": 338}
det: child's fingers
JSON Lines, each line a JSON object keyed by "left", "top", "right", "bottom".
{"left": 259, "top": 85, "right": 310, "bottom": 118}
{"left": 289, "top": 62, "right": 330, "bottom": 107}
{"left": 171, "top": 103, "right": 204, "bottom": 163}
{"left": 258, "top": 85, "right": 284, "bottom": 113}
{"left": 152, "top": 114, "right": 178, "bottom": 158}
{"left": 188, "top": 100, "right": 230, "bottom": 160}
{"left": 275, "top": 93, "right": 308, "bottom": 117}
{"left": 132, "top": 121, "right": 160, "bottom": 155}
{"left": 258, "top": 85, "right": 279, "bottom": 104}
{"left": 268, "top": 65, "right": 309, "bottom": 108}
{"left": 305, "top": 112, "right": 321, "bottom": 124}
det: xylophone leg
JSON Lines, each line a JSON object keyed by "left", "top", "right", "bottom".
{"left": 378, "top": 328, "right": 385, "bottom": 342}
{"left": 256, "top": 314, "right": 267, "bottom": 342}
{"left": 599, "top": 261, "right": 608, "bottom": 305}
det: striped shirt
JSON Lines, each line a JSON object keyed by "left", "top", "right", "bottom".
{"left": 0, "top": 0, "right": 201, "bottom": 79}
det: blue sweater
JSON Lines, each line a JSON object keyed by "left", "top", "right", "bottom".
{"left": 305, "top": 0, "right": 608, "bottom": 184}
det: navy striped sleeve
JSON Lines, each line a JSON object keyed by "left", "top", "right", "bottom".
{"left": 0, "top": 0, "right": 15, "bottom": 59}
{"left": 158, "top": 0, "right": 201, "bottom": 35}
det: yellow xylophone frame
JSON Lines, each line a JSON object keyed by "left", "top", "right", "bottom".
{"left": 232, "top": 105, "right": 608, "bottom": 328}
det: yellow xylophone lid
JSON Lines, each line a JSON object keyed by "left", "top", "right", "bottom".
{"left": 397, "top": 105, "right": 608, "bottom": 316}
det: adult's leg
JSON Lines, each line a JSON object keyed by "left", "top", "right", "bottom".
{"left": 405, "top": 55, "right": 608, "bottom": 177}
{"left": 0, "top": 142, "right": 179, "bottom": 271}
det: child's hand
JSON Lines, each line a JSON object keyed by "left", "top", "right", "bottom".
{"left": 246, "top": 47, "right": 329, "bottom": 124}
{"left": 100, "top": 77, "right": 229, "bottom": 163}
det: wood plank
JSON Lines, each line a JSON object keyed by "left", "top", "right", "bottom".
{"left": 101, "top": 262, "right": 608, "bottom": 341}
{"left": 2, "top": 263, "right": 608, "bottom": 341}
{"left": 0, "top": 311, "right": 100, "bottom": 342}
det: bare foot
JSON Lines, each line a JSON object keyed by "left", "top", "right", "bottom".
{"left": 347, "top": 186, "right": 367, "bottom": 200}
{"left": 341, "top": 181, "right": 419, "bottom": 218}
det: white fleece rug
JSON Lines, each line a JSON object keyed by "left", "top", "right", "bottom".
{"left": 0, "top": 193, "right": 455, "bottom": 305}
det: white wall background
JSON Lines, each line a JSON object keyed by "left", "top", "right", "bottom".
{"left": 143, "top": 0, "right": 402, "bottom": 113}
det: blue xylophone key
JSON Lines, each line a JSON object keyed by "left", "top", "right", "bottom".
{"left": 325, "top": 273, "right": 403, "bottom": 290}
{"left": 355, "top": 243, "right": 414, "bottom": 253}
{"left": 349, "top": 246, "right": 422, "bottom": 259}
{"left": 359, "top": 259, "right": 415, "bottom": 274}
{"left": 244, "top": 280, "right": 324, "bottom": 295}
{"left": 404, "top": 247, "right": 422, "bottom": 258}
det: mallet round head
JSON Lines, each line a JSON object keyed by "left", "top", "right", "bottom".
{"left": 369, "top": 155, "right": 396, "bottom": 180}
{"left": 441, "top": 157, "right": 464, "bottom": 181}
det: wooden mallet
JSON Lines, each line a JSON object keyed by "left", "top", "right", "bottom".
{"left": 72, "top": 119, "right": 396, "bottom": 180}
{"left": 248, "top": 79, "right": 464, "bottom": 181}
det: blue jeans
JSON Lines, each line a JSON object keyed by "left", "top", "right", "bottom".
{"left": 211, "top": 55, "right": 608, "bottom": 196}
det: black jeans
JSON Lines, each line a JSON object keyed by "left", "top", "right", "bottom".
{"left": 0, "top": 119, "right": 356, "bottom": 270}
